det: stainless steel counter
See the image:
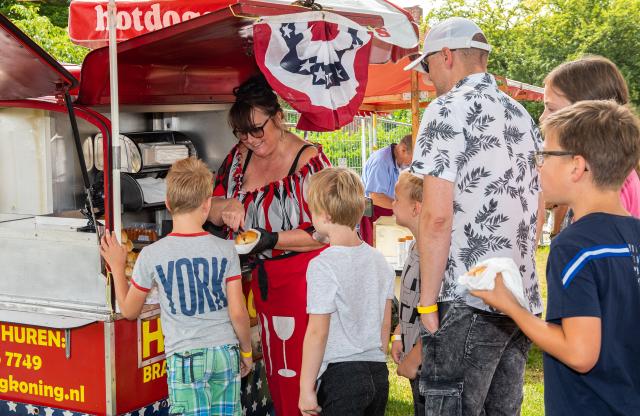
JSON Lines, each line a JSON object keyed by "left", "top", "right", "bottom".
{"left": 0, "top": 214, "right": 110, "bottom": 326}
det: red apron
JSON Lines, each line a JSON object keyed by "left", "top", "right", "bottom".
{"left": 359, "top": 205, "right": 394, "bottom": 246}
{"left": 251, "top": 248, "right": 327, "bottom": 416}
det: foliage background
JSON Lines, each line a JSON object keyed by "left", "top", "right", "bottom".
{"left": 422, "top": 0, "right": 640, "bottom": 115}
{"left": 0, "top": 1, "right": 87, "bottom": 64}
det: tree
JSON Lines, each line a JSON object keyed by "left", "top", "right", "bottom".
{"left": 35, "top": 1, "right": 69, "bottom": 28}
{"left": 2, "top": 2, "right": 87, "bottom": 64}
{"left": 421, "top": 0, "right": 640, "bottom": 111}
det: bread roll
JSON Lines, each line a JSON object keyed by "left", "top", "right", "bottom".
{"left": 125, "top": 239, "right": 134, "bottom": 252}
{"left": 468, "top": 265, "right": 487, "bottom": 277}
{"left": 127, "top": 252, "right": 138, "bottom": 264}
{"left": 235, "top": 230, "right": 259, "bottom": 245}
{"left": 120, "top": 230, "right": 128, "bottom": 243}
{"left": 125, "top": 265, "right": 133, "bottom": 278}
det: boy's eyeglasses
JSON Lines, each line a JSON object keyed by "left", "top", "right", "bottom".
{"left": 233, "top": 116, "right": 272, "bottom": 141}
{"left": 534, "top": 151, "right": 589, "bottom": 171}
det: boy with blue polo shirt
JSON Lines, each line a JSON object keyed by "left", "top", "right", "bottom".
{"left": 472, "top": 100, "right": 640, "bottom": 415}
{"left": 100, "top": 157, "right": 253, "bottom": 416}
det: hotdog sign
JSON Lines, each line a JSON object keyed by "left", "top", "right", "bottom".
{"left": 68, "top": 0, "right": 235, "bottom": 48}
{"left": 68, "top": 0, "right": 418, "bottom": 51}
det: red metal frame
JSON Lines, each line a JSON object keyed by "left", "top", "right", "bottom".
{"left": 74, "top": 1, "right": 415, "bottom": 106}
{"left": 0, "top": 99, "right": 113, "bottom": 231}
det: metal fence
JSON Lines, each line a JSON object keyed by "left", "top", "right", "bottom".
{"left": 284, "top": 109, "right": 412, "bottom": 175}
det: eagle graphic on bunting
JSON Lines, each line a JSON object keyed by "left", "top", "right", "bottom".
{"left": 253, "top": 12, "right": 372, "bottom": 132}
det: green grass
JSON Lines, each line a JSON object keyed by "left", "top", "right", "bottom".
{"left": 386, "top": 246, "right": 550, "bottom": 416}
{"left": 386, "top": 359, "right": 415, "bottom": 416}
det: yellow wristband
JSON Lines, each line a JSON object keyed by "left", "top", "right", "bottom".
{"left": 391, "top": 335, "right": 402, "bottom": 342}
{"left": 416, "top": 304, "right": 438, "bottom": 314}
{"left": 240, "top": 349, "right": 252, "bottom": 358}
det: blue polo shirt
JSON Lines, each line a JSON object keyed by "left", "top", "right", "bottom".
{"left": 361, "top": 144, "right": 399, "bottom": 200}
{"left": 544, "top": 212, "right": 640, "bottom": 415}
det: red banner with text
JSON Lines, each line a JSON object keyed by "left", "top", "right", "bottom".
{"left": 0, "top": 322, "right": 105, "bottom": 414}
{"left": 68, "top": 0, "right": 235, "bottom": 48}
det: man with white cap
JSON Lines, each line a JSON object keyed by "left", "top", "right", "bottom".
{"left": 405, "top": 17, "right": 544, "bottom": 415}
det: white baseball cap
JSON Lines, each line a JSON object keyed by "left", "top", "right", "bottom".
{"left": 404, "top": 17, "right": 492, "bottom": 73}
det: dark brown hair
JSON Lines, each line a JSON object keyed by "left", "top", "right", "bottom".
{"left": 228, "top": 74, "right": 282, "bottom": 134}
{"left": 541, "top": 100, "right": 640, "bottom": 189}
{"left": 544, "top": 55, "right": 629, "bottom": 105}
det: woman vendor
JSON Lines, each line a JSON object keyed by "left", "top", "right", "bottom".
{"left": 209, "top": 75, "right": 331, "bottom": 415}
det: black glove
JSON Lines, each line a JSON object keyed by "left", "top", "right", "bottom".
{"left": 248, "top": 227, "right": 279, "bottom": 255}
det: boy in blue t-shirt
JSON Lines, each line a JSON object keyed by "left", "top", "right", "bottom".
{"left": 472, "top": 100, "right": 640, "bottom": 415}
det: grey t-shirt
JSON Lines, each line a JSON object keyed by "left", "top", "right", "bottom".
{"left": 306, "top": 243, "right": 395, "bottom": 378}
{"left": 132, "top": 232, "right": 241, "bottom": 356}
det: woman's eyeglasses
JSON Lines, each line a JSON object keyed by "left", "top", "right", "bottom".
{"left": 535, "top": 150, "right": 589, "bottom": 171}
{"left": 233, "top": 116, "right": 272, "bottom": 141}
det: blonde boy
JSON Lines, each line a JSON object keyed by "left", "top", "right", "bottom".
{"left": 100, "top": 157, "right": 252, "bottom": 416}
{"left": 473, "top": 101, "right": 640, "bottom": 415}
{"left": 298, "top": 167, "right": 395, "bottom": 416}
{"left": 389, "top": 172, "right": 425, "bottom": 416}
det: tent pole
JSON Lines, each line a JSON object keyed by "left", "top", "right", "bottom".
{"left": 361, "top": 117, "right": 367, "bottom": 170}
{"left": 372, "top": 113, "right": 377, "bottom": 149}
{"left": 108, "top": 0, "right": 121, "bottom": 243}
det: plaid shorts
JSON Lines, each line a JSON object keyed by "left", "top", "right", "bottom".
{"left": 167, "top": 344, "right": 241, "bottom": 416}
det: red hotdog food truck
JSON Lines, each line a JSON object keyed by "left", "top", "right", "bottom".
{"left": 0, "top": 1, "right": 420, "bottom": 414}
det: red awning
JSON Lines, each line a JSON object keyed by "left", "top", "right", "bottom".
{"left": 0, "top": 14, "right": 77, "bottom": 100}
{"left": 74, "top": 1, "right": 417, "bottom": 106}
{"left": 502, "top": 78, "right": 544, "bottom": 102}
{"left": 363, "top": 56, "right": 435, "bottom": 111}
{"left": 362, "top": 57, "right": 543, "bottom": 112}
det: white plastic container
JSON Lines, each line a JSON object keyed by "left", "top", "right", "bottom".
{"left": 397, "top": 237, "right": 406, "bottom": 266}
{"left": 404, "top": 235, "right": 414, "bottom": 259}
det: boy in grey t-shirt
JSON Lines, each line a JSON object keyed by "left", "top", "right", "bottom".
{"left": 298, "top": 168, "right": 395, "bottom": 416}
{"left": 100, "top": 157, "right": 252, "bottom": 416}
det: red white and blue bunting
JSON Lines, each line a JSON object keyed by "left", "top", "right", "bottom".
{"left": 0, "top": 398, "right": 169, "bottom": 416}
{"left": 253, "top": 12, "right": 372, "bottom": 132}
